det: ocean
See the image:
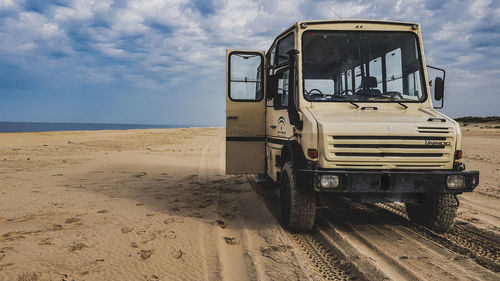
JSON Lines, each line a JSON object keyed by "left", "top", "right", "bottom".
{"left": 0, "top": 122, "right": 192, "bottom": 133}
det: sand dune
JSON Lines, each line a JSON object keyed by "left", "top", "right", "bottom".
{"left": 0, "top": 126, "right": 498, "bottom": 280}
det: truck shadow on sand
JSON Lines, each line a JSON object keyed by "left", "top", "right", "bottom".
{"left": 249, "top": 177, "right": 403, "bottom": 228}
{"left": 64, "top": 165, "right": 405, "bottom": 234}
{"left": 64, "top": 165, "right": 280, "bottom": 231}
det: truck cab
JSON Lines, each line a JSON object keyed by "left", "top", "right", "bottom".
{"left": 225, "top": 20, "right": 479, "bottom": 233}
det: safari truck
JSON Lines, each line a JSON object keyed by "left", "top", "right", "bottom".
{"left": 225, "top": 20, "right": 479, "bottom": 233}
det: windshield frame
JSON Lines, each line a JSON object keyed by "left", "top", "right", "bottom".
{"left": 300, "top": 30, "right": 428, "bottom": 104}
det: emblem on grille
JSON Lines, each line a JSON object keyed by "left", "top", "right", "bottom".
{"left": 425, "top": 140, "right": 451, "bottom": 146}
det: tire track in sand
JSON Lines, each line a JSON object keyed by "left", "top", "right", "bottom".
{"left": 248, "top": 175, "right": 499, "bottom": 281}
{"left": 198, "top": 136, "right": 260, "bottom": 281}
{"left": 197, "top": 136, "right": 222, "bottom": 280}
{"left": 246, "top": 176, "right": 364, "bottom": 281}
{"left": 371, "top": 202, "right": 500, "bottom": 273}
{"left": 319, "top": 199, "right": 498, "bottom": 280}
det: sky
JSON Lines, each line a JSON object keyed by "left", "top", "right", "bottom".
{"left": 0, "top": 0, "right": 498, "bottom": 125}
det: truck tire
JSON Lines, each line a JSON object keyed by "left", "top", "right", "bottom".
{"left": 280, "top": 162, "right": 316, "bottom": 232}
{"left": 405, "top": 193, "right": 458, "bottom": 233}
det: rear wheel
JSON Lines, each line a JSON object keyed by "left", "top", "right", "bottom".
{"left": 405, "top": 193, "right": 458, "bottom": 233}
{"left": 280, "top": 162, "right": 316, "bottom": 232}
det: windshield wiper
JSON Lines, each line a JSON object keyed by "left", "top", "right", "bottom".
{"left": 349, "top": 101, "right": 360, "bottom": 108}
{"left": 371, "top": 94, "right": 397, "bottom": 100}
{"left": 333, "top": 95, "right": 360, "bottom": 108}
{"left": 396, "top": 102, "right": 408, "bottom": 109}
{"left": 368, "top": 94, "right": 409, "bottom": 109}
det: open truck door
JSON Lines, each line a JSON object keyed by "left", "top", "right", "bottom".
{"left": 226, "top": 50, "right": 266, "bottom": 174}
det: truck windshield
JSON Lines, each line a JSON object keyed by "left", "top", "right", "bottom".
{"left": 302, "top": 31, "right": 426, "bottom": 102}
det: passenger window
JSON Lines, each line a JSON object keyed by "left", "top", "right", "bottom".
{"left": 268, "top": 47, "right": 276, "bottom": 75}
{"left": 354, "top": 66, "right": 362, "bottom": 91}
{"left": 229, "top": 52, "right": 264, "bottom": 101}
{"left": 276, "top": 33, "right": 294, "bottom": 66}
{"left": 274, "top": 70, "right": 289, "bottom": 108}
{"left": 369, "top": 58, "right": 382, "bottom": 91}
{"left": 341, "top": 73, "right": 346, "bottom": 93}
{"left": 346, "top": 70, "right": 353, "bottom": 93}
{"left": 385, "top": 48, "right": 403, "bottom": 94}
{"left": 406, "top": 70, "right": 421, "bottom": 99}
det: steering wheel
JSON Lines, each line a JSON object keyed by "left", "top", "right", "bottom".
{"left": 384, "top": 91, "right": 403, "bottom": 98}
{"left": 339, "top": 89, "right": 354, "bottom": 96}
{"left": 306, "top": 88, "right": 326, "bottom": 98}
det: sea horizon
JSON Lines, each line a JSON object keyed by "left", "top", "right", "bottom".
{"left": 0, "top": 121, "right": 219, "bottom": 133}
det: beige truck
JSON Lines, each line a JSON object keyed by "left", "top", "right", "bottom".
{"left": 225, "top": 20, "right": 479, "bottom": 233}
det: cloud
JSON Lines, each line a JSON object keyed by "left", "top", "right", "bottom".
{"left": 0, "top": 0, "right": 498, "bottom": 124}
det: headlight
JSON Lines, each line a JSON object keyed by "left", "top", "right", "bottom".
{"left": 320, "top": 175, "right": 340, "bottom": 189}
{"left": 447, "top": 175, "right": 465, "bottom": 189}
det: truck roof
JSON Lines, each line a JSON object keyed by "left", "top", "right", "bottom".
{"left": 297, "top": 19, "right": 418, "bottom": 26}
{"left": 268, "top": 19, "right": 419, "bottom": 55}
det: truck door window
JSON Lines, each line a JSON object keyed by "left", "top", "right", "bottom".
{"left": 276, "top": 33, "right": 294, "bottom": 66}
{"left": 228, "top": 53, "right": 264, "bottom": 101}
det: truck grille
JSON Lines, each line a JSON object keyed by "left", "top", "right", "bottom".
{"left": 326, "top": 134, "right": 454, "bottom": 169}
{"left": 417, "top": 127, "right": 452, "bottom": 134}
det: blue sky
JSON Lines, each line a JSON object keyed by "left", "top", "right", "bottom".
{"left": 0, "top": 0, "right": 498, "bottom": 125}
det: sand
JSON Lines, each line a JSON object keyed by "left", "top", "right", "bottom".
{"left": 0, "top": 125, "right": 498, "bottom": 281}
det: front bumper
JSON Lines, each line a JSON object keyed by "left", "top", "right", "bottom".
{"left": 296, "top": 169, "right": 479, "bottom": 193}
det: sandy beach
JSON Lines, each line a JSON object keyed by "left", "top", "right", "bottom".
{"left": 0, "top": 125, "right": 498, "bottom": 281}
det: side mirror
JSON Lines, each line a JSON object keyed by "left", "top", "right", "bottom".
{"left": 434, "top": 77, "right": 444, "bottom": 101}
{"left": 266, "top": 74, "right": 278, "bottom": 100}
{"left": 427, "top": 65, "right": 445, "bottom": 109}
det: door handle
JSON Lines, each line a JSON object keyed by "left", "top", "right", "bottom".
{"left": 227, "top": 116, "right": 238, "bottom": 119}
{"left": 270, "top": 125, "right": 277, "bottom": 128}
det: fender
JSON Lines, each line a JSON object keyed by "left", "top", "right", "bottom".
{"left": 280, "top": 141, "right": 307, "bottom": 169}
{"left": 279, "top": 141, "right": 315, "bottom": 189}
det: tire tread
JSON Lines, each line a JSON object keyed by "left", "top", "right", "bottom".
{"left": 281, "top": 162, "right": 316, "bottom": 232}
{"left": 405, "top": 194, "right": 457, "bottom": 233}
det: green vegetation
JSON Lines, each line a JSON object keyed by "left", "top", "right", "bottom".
{"left": 454, "top": 116, "right": 500, "bottom": 123}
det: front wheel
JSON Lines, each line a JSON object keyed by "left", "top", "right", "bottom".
{"left": 405, "top": 193, "right": 458, "bottom": 233}
{"left": 280, "top": 162, "right": 316, "bottom": 232}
